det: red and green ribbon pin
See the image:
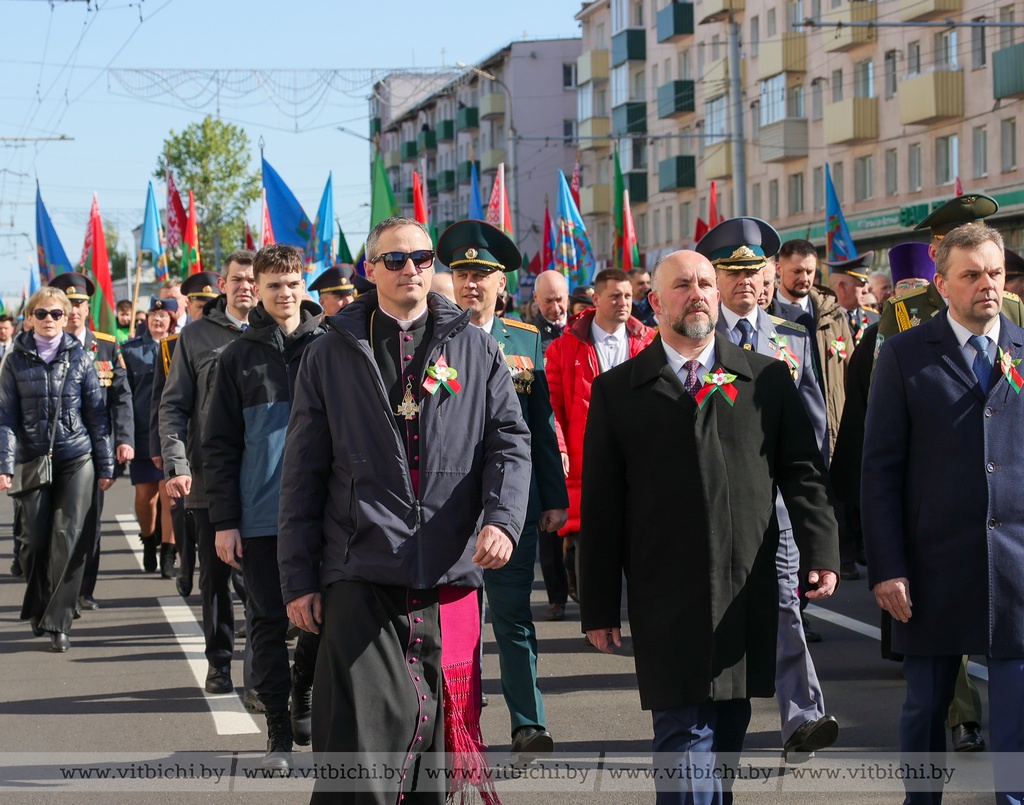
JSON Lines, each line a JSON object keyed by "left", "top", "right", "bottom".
{"left": 423, "top": 355, "right": 462, "bottom": 396}
{"left": 771, "top": 334, "right": 800, "bottom": 371}
{"left": 695, "top": 368, "right": 739, "bottom": 409}
{"left": 999, "top": 347, "right": 1024, "bottom": 393}
{"left": 829, "top": 336, "right": 848, "bottom": 361}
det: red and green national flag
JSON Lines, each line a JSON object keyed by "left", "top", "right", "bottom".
{"left": 613, "top": 148, "right": 625, "bottom": 268}
{"left": 622, "top": 189, "right": 641, "bottom": 271}
{"left": 79, "top": 193, "right": 116, "bottom": 335}
{"left": 181, "top": 190, "right": 202, "bottom": 277}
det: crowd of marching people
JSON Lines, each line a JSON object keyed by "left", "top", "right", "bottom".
{"left": 2, "top": 194, "right": 1023, "bottom": 805}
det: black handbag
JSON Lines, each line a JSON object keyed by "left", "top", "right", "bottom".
{"left": 9, "top": 357, "right": 69, "bottom": 498}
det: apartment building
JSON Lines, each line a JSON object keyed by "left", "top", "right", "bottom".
{"left": 576, "top": 0, "right": 1024, "bottom": 270}
{"left": 370, "top": 38, "right": 582, "bottom": 262}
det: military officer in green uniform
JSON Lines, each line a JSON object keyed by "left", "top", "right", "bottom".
{"left": 876, "top": 193, "right": 1024, "bottom": 357}
{"left": 440, "top": 220, "right": 569, "bottom": 762}
{"left": 49, "top": 272, "right": 134, "bottom": 611}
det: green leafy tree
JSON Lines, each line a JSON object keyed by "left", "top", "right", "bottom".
{"left": 154, "top": 115, "right": 260, "bottom": 269}
{"left": 104, "top": 220, "right": 129, "bottom": 283}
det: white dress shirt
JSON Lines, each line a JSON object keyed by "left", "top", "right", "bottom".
{"left": 590, "top": 320, "right": 629, "bottom": 373}
{"left": 719, "top": 305, "right": 759, "bottom": 346}
{"left": 661, "top": 337, "right": 717, "bottom": 384}
{"left": 947, "top": 313, "right": 1000, "bottom": 367}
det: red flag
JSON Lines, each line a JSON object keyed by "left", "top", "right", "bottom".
{"left": 622, "top": 189, "right": 640, "bottom": 271}
{"left": 79, "top": 194, "right": 116, "bottom": 335}
{"left": 709, "top": 181, "right": 719, "bottom": 228}
{"left": 485, "top": 163, "right": 513, "bottom": 235}
{"left": 245, "top": 223, "right": 256, "bottom": 251}
{"left": 527, "top": 251, "right": 541, "bottom": 275}
{"left": 570, "top": 152, "right": 581, "bottom": 211}
{"left": 259, "top": 188, "right": 275, "bottom": 249}
{"left": 412, "top": 171, "right": 429, "bottom": 225}
{"left": 165, "top": 169, "right": 187, "bottom": 250}
{"left": 542, "top": 200, "right": 555, "bottom": 272}
{"left": 181, "top": 190, "right": 201, "bottom": 276}
{"left": 694, "top": 217, "right": 709, "bottom": 243}
{"left": 955, "top": 176, "right": 964, "bottom": 196}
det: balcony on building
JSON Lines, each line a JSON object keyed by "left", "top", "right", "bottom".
{"left": 481, "top": 148, "right": 507, "bottom": 173}
{"left": 704, "top": 142, "right": 733, "bottom": 179}
{"left": 759, "top": 118, "right": 809, "bottom": 161}
{"left": 820, "top": 1, "right": 877, "bottom": 52}
{"left": 657, "top": 1, "right": 695, "bottom": 42}
{"left": 612, "top": 101, "right": 647, "bottom": 135}
{"left": 417, "top": 130, "right": 437, "bottom": 153}
{"left": 658, "top": 156, "right": 697, "bottom": 192}
{"left": 699, "top": 0, "right": 744, "bottom": 25}
{"left": 577, "top": 49, "right": 610, "bottom": 84}
{"left": 579, "top": 117, "right": 612, "bottom": 150}
{"left": 580, "top": 184, "right": 612, "bottom": 215}
{"left": 437, "top": 119, "right": 456, "bottom": 142}
{"left": 480, "top": 92, "right": 506, "bottom": 120}
{"left": 759, "top": 34, "right": 807, "bottom": 76}
{"left": 625, "top": 171, "right": 648, "bottom": 204}
{"left": 993, "top": 42, "right": 1024, "bottom": 100}
{"left": 437, "top": 169, "right": 456, "bottom": 193}
{"left": 703, "top": 56, "right": 745, "bottom": 99}
{"left": 457, "top": 106, "right": 479, "bottom": 131}
{"left": 457, "top": 159, "right": 480, "bottom": 183}
{"left": 403, "top": 187, "right": 414, "bottom": 205}
{"left": 898, "top": 69, "right": 963, "bottom": 125}
{"left": 824, "top": 97, "right": 879, "bottom": 144}
{"left": 657, "top": 80, "right": 696, "bottom": 118}
{"left": 900, "top": 0, "right": 961, "bottom": 22}
{"left": 427, "top": 179, "right": 438, "bottom": 198}
{"left": 383, "top": 149, "right": 401, "bottom": 170}
{"left": 370, "top": 117, "right": 382, "bottom": 138}
{"left": 611, "top": 28, "right": 646, "bottom": 67}
{"left": 401, "top": 141, "right": 418, "bottom": 161}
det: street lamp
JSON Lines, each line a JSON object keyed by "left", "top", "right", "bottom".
{"left": 456, "top": 61, "right": 519, "bottom": 248}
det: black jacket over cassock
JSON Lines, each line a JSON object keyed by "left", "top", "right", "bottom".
{"left": 580, "top": 334, "right": 840, "bottom": 711}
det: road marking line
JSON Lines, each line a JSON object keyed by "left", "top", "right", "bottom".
{"left": 806, "top": 604, "right": 989, "bottom": 682}
{"left": 115, "top": 514, "right": 260, "bottom": 734}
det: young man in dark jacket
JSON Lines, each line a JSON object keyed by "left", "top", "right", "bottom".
{"left": 278, "top": 217, "right": 532, "bottom": 804}
{"left": 202, "top": 245, "right": 324, "bottom": 772}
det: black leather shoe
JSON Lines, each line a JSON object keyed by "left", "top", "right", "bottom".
{"left": 78, "top": 595, "right": 100, "bottom": 611}
{"left": 141, "top": 533, "right": 158, "bottom": 573}
{"left": 50, "top": 632, "right": 70, "bottom": 652}
{"left": 784, "top": 715, "right": 839, "bottom": 760}
{"left": 10, "top": 558, "right": 23, "bottom": 577}
{"left": 840, "top": 562, "right": 861, "bottom": 580}
{"left": 952, "top": 722, "right": 986, "bottom": 752}
{"left": 802, "top": 617, "right": 822, "bottom": 644}
{"left": 545, "top": 603, "right": 566, "bottom": 621}
{"left": 176, "top": 572, "right": 193, "bottom": 598}
{"left": 205, "top": 666, "right": 233, "bottom": 694}
{"left": 511, "top": 726, "right": 554, "bottom": 764}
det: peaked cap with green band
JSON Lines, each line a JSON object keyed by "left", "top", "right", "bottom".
{"left": 695, "top": 216, "right": 781, "bottom": 270}
{"left": 915, "top": 193, "right": 998, "bottom": 237}
{"left": 823, "top": 251, "right": 875, "bottom": 281}
{"left": 437, "top": 219, "right": 521, "bottom": 274}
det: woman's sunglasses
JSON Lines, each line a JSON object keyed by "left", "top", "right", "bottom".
{"left": 370, "top": 250, "right": 435, "bottom": 272}
{"left": 33, "top": 308, "right": 65, "bottom": 321}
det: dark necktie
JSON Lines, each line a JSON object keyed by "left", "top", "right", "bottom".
{"left": 849, "top": 310, "right": 860, "bottom": 334}
{"left": 736, "top": 319, "right": 755, "bottom": 350}
{"left": 683, "top": 359, "right": 702, "bottom": 400}
{"left": 969, "top": 334, "right": 992, "bottom": 392}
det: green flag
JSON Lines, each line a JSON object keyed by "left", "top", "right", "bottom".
{"left": 370, "top": 150, "right": 400, "bottom": 229}
{"left": 613, "top": 148, "right": 625, "bottom": 269}
{"left": 337, "top": 219, "right": 354, "bottom": 264}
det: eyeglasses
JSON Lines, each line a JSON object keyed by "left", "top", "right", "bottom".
{"left": 370, "top": 250, "right": 435, "bottom": 272}
{"left": 32, "top": 308, "right": 65, "bottom": 321}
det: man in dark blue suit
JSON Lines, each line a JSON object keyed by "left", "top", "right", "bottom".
{"left": 864, "top": 223, "right": 1024, "bottom": 805}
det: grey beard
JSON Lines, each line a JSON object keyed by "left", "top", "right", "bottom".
{"left": 670, "top": 313, "right": 715, "bottom": 340}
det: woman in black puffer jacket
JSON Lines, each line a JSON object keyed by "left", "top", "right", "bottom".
{"left": 0, "top": 287, "right": 114, "bottom": 652}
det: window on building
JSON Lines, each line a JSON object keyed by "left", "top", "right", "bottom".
{"left": 813, "top": 166, "right": 824, "bottom": 210}
{"left": 653, "top": 209, "right": 661, "bottom": 245}
{"left": 595, "top": 88, "right": 608, "bottom": 116}
{"left": 596, "top": 22, "right": 607, "bottom": 49}
{"left": 972, "top": 19, "right": 987, "bottom": 68}
{"left": 698, "top": 42, "right": 705, "bottom": 78}
{"left": 769, "top": 179, "right": 780, "bottom": 219}
{"left": 811, "top": 0, "right": 821, "bottom": 21}
{"left": 788, "top": 84, "right": 805, "bottom": 117}
{"left": 854, "top": 60, "right": 874, "bottom": 98}
{"left": 884, "top": 51, "right": 898, "bottom": 99}
{"left": 833, "top": 161, "right": 844, "bottom": 201}
{"left": 651, "top": 63, "right": 659, "bottom": 92}
{"left": 935, "top": 133, "right": 959, "bottom": 185}
{"left": 620, "top": 138, "right": 649, "bottom": 171}
{"left": 611, "top": 64, "right": 629, "bottom": 106}
{"left": 681, "top": 202, "right": 691, "bottom": 238}
{"left": 712, "top": 35, "right": 721, "bottom": 62}
{"left": 597, "top": 221, "right": 611, "bottom": 257}
{"left": 612, "top": 0, "right": 627, "bottom": 33}
{"left": 761, "top": 74, "right": 787, "bottom": 125}
{"left": 752, "top": 183, "right": 762, "bottom": 217}
{"left": 789, "top": 0, "right": 804, "bottom": 28}
{"left": 750, "top": 16, "right": 760, "bottom": 57}
{"left": 1002, "top": 118, "right": 1018, "bottom": 172}
{"left": 909, "top": 142, "right": 922, "bottom": 191}
{"left": 1000, "top": 5, "right": 1015, "bottom": 49}
{"left": 788, "top": 173, "right": 805, "bottom": 214}
{"left": 680, "top": 50, "right": 692, "bottom": 80}
{"left": 767, "top": 7, "right": 777, "bottom": 37}
{"left": 632, "top": 67, "right": 646, "bottom": 101}
{"left": 908, "top": 41, "right": 921, "bottom": 75}
{"left": 885, "top": 148, "right": 898, "bottom": 196}
{"left": 563, "top": 63, "right": 577, "bottom": 89}
{"left": 935, "top": 29, "right": 958, "bottom": 69}
{"left": 751, "top": 101, "right": 761, "bottom": 140}
{"left": 636, "top": 212, "right": 647, "bottom": 247}
{"left": 632, "top": 0, "right": 643, "bottom": 27}
{"left": 854, "top": 155, "right": 874, "bottom": 201}
{"left": 681, "top": 125, "right": 692, "bottom": 155}
{"left": 564, "top": 120, "right": 577, "bottom": 142}
{"left": 696, "top": 121, "right": 705, "bottom": 157}
{"left": 811, "top": 78, "right": 823, "bottom": 120}
{"left": 973, "top": 126, "right": 988, "bottom": 178}
{"left": 578, "top": 85, "right": 594, "bottom": 121}
{"left": 665, "top": 205, "right": 674, "bottom": 244}
{"left": 831, "top": 69, "right": 843, "bottom": 102}
{"left": 706, "top": 95, "right": 728, "bottom": 145}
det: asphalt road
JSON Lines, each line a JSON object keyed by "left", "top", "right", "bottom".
{"left": 0, "top": 482, "right": 994, "bottom": 804}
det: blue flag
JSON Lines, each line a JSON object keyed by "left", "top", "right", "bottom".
{"left": 35, "top": 184, "right": 72, "bottom": 285}
{"left": 554, "top": 170, "right": 595, "bottom": 286}
{"left": 468, "top": 164, "right": 483, "bottom": 220}
{"left": 29, "top": 264, "right": 41, "bottom": 296}
{"left": 825, "top": 163, "right": 857, "bottom": 262}
{"left": 141, "top": 181, "right": 167, "bottom": 282}
{"left": 262, "top": 157, "right": 312, "bottom": 251}
{"left": 310, "top": 173, "right": 335, "bottom": 267}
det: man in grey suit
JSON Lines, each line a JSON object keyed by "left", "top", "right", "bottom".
{"left": 701, "top": 217, "right": 839, "bottom": 761}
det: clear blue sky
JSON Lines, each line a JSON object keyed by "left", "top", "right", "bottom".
{"left": 0, "top": 0, "right": 581, "bottom": 298}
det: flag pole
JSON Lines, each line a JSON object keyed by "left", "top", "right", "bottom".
{"left": 132, "top": 247, "right": 144, "bottom": 315}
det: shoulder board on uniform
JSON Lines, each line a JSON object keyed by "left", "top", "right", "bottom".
{"left": 501, "top": 318, "right": 539, "bottom": 334}
{"left": 768, "top": 315, "right": 807, "bottom": 334}
{"left": 1003, "top": 291, "right": 1021, "bottom": 302}
{"left": 160, "top": 334, "right": 180, "bottom": 376}
{"left": 92, "top": 331, "right": 116, "bottom": 342}
{"left": 886, "top": 286, "right": 929, "bottom": 305}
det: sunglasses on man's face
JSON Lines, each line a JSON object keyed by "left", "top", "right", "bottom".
{"left": 33, "top": 308, "right": 65, "bottom": 321}
{"left": 371, "top": 250, "right": 435, "bottom": 272}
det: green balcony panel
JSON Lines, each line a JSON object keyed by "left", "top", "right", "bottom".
{"left": 370, "top": 117, "right": 382, "bottom": 138}
{"left": 658, "top": 156, "right": 696, "bottom": 192}
{"left": 403, "top": 187, "right": 414, "bottom": 205}
{"left": 657, "top": 80, "right": 696, "bottom": 118}
{"left": 457, "top": 160, "right": 480, "bottom": 183}
{"left": 437, "top": 170, "right": 456, "bottom": 193}
{"left": 611, "top": 28, "right": 646, "bottom": 67}
{"left": 417, "top": 130, "right": 437, "bottom": 152}
{"left": 994, "top": 42, "right": 1024, "bottom": 100}
{"left": 457, "top": 107, "right": 480, "bottom": 131}
{"left": 625, "top": 171, "right": 648, "bottom": 204}
{"left": 612, "top": 102, "right": 647, "bottom": 135}
{"left": 427, "top": 179, "right": 438, "bottom": 198}
{"left": 657, "top": 2, "right": 695, "bottom": 42}
{"left": 401, "top": 141, "right": 418, "bottom": 161}
{"left": 437, "top": 119, "right": 456, "bottom": 142}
